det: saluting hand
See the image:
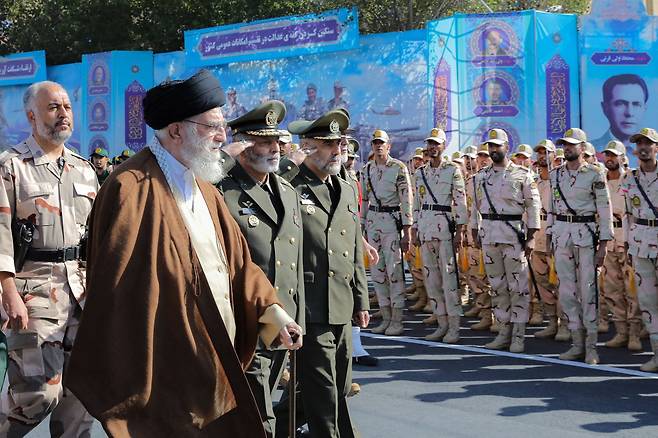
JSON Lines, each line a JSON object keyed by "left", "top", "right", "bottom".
{"left": 288, "top": 146, "right": 317, "bottom": 166}
{"left": 278, "top": 321, "right": 303, "bottom": 350}
{"left": 221, "top": 139, "right": 254, "bottom": 158}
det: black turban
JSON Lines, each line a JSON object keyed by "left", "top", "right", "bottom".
{"left": 143, "top": 69, "right": 226, "bottom": 130}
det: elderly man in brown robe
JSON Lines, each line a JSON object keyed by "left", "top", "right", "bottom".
{"left": 66, "top": 69, "right": 302, "bottom": 437}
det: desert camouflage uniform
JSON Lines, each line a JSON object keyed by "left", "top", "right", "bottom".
{"left": 547, "top": 163, "right": 613, "bottom": 333}
{"left": 471, "top": 162, "right": 540, "bottom": 324}
{"left": 361, "top": 157, "right": 413, "bottom": 309}
{"left": 465, "top": 174, "right": 492, "bottom": 314}
{"left": 0, "top": 136, "right": 96, "bottom": 437}
{"left": 621, "top": 167, "right": 658, "bottom": 337}
{"left": 531, "top": 173, "right": 560, "bottom": 311}
{"left": 603, "top": 171, "right": 641, "bottom": 327}
{"left": 413, "top": 160, "right": 467, "bottom": 317}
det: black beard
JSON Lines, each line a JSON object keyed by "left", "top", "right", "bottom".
{"left": 565, "top": 153, "right": 579, "bottom": 162}
{"left": 605, "top": 162, "right": 620, "bottom": 170}
{"left": 490, "top": 152, "right": 504, "bottom": 163}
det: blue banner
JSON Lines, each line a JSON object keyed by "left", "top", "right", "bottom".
{"left": 580, "top": 0, "right": 657, "bottom": 166}
{"left": 428, "top": 11, "right": 579, "bottom": 154}
{"left": 0, "top": 51, "right": 47, "bottom": 86}
{"left": 184, "top": 8, "right": 359, "bottom": 66}
{"left": 160, "top": 31, "right": 427, "bottom": 161}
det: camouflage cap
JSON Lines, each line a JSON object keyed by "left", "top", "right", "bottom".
{"left": 451, "top": 151, "right": 463, "bottom": 162}
{"left": 412, "top": 147, "right": 424, "bottom": 159}
{"left": 484, "top": 128, "right": 509, "bottom": 146}
{"left": 120, "top": 148, "right": 135, "bottom": 158}
{"left": 425, "top": 127, "right": 447, "bottom": 144}
{"left": 555, "top": 148, "right": 565, "bottom": 158}
{"left": 228, "top": 100, "right": 286, "bottom": 137}
{"left": 630, "top": 127, "right": 658, "bottom": 144}
{"left": 583, "top": 142, "right": 596, "bottom": 157}
{"left": 603, "top": 140, "right": 626, "bottom": 156}
{"left": 462, "top": 145, "right": 478, "bottom": 158}
{"left": 477, "top": 143, "right": 490, "bottom": 156}
{"left": 371, "top": 129, "right": 390, "bottom": 143}
{"left": 513, "top": 144, "right": 533, "bottom": 158}
{"left": 556, "top": 127, "right": 587, "bottom": 145}
{"left": 534, "top": 139, "right": 556, "bottom": 152}
{"left": 91, "top": 147, "right": 109, "bottom": 158}
{"left": 288, "top": 109, "right": 349, "bottom": 140}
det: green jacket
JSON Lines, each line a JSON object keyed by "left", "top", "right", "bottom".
{"left": 290, "top": 164, "right": 369, "bottom": 325}
{"left": 217, "top": 161, "right": 306, "bottom": 334}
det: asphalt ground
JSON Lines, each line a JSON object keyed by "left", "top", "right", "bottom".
{"left": 24, "top": 272, "right": 658, "bottom": 437}
{"left": 347, "top": 276, "right": 658, "bottom": 438}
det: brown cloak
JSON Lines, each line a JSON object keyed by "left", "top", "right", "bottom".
{"left": 67, "top": 149, "right": 277, "bottom": 437}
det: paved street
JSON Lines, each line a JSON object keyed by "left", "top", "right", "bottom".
{"left": 25, "top": 291, "right": 658, "bottom": 438}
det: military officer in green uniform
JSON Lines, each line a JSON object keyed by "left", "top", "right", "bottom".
{"left": 216, "top": 100, "right": 305, "bottom": 437}
{"left": 276, "top": 109, "right": 369, "bottom": 438}
{"left": 90, "top": 147, "right": 112, "bottom": 185}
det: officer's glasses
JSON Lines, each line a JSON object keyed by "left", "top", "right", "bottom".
{"left": 183, "top": 119, "right": 227, "bottom": 134}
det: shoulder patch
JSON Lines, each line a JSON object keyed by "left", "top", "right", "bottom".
{"left": 593, "top": 181, "right": 606, "bottom": 190}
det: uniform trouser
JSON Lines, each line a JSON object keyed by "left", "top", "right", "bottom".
{"left": 633, "top": 257, "right": 658, "bottom": 337}
{"left": 368, "top": 230, "right": 405, "bottom": 309}
{"left": 466, "top": 246, "right": 492, "bottom": 311}
{"left": 0, "top": 294, "right": 93, "bottom": 437}
{"left": 555, "top": 245, "right": 598, "bottom": 332}
{"left": 482, "top": 242, "right": 530, "bottom": 324}
{"left": 530, "top": 251, "right": 558, "bottom": 305}
{"left": 602, "top": 251, "right": 641, "bottom": 323}
{"left": 245, "top": 347, "right": 288, "bottom": 438}
{"left": 421, "top": 240, "right": 461, "bottom": 317}
{"left": 408, "top": 246, "right": 425, "bottom": 286}
{"left": 275, "top": 323, "right": 357, "bottom": 438}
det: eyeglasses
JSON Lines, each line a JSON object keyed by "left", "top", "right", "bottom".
{"left": 183, "top": 119, "right": 227, "bottom": 133}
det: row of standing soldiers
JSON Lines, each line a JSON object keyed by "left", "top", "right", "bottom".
{"left": 363, "top": 125, "right": 658, "bottom": 371}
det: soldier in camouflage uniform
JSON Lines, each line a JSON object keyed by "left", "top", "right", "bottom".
{"left": 362, "top": 129, "right": 414, "bottom": 336}
{"left": 601, "top": 140, "right": 643, "bottom": 351}
{"left": 531, "top": 139, "right": 569, "bottom": 341}
{"left": 412, "top": 129, "right": 467, "bottom": 342}
{"left": 622, "top": 128, "right": 658, "bottom": 372}
{"left": 0, "top": 81, "right": 95, "bottom": 436}
{"left": 464, "top": 144, "right": 494, "bottom": 330}
{"left": 547, "top": 128, "right": 613, "bottom": 365}
{"left": 471, "top": 129, "right": 541, "bottom": 353}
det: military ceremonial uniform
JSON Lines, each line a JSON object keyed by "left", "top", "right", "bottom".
{"left": 600, "top": 141, "right": 642, "bottom": 351}
{"left": 531, "top": 140, "right": 564, "bottom": 340}
{"left": 548, "top": 128, "right": 613, "bottom": 364}
{"left": 471, "top": 129, "right": 541, "bottom": 353}
{"left": 217, "top": 101, "right": 306, "bottom": 437}
{"left": 622, "top": 128, "right": 658, "bottom": 371}
{"left": 278, "top": 110, "right": 369, "bottom": 437}
{"left": 413, "top": 145, "right": 467, "bottom": 342}
{"left": 463, "top": 145, "right": 493, "bottom": 328}
{"left": 0, "top": 136, "right": 96, "bottom": 436}
{"left": 361, "top": 130, "right": 413, "bottom": 336}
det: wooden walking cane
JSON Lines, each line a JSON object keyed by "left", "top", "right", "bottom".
{"left": 289, "top": 333, "right": 299, "bottom": 438}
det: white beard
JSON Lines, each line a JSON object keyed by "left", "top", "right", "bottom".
{"left": 181, "top": 134, "right": 225, "bottom": 184}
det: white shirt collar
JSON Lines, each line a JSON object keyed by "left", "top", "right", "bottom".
{"left": 148, "top": 136, "right": 196, "bottom": 210}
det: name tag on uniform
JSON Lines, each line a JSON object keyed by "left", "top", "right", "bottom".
{"left": 300, "top": 199, "right": 315, "bottom": 205}
{"left": 239, "top": 207, "right": 255, "bottom": 215}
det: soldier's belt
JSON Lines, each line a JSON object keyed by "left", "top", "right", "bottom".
{"left": 555, "top": 214, "right": 595, "bottom": 223}
{"left": 421, "top": 204, "right": 452, "bottom": 212}
{"left": 480, "top": 213, "right": 522, "bottom": 221}
{"left": 26, "top": 246, "right": 82, "bottom": 263}
{"left": 635, "top": 218, "right": 658, "bottom": 227}
{"left": 369, "top": 205, "right": 400, "bottom": 213}
{"left": 613, "top": 220, "right": 623, "bottom": 228}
